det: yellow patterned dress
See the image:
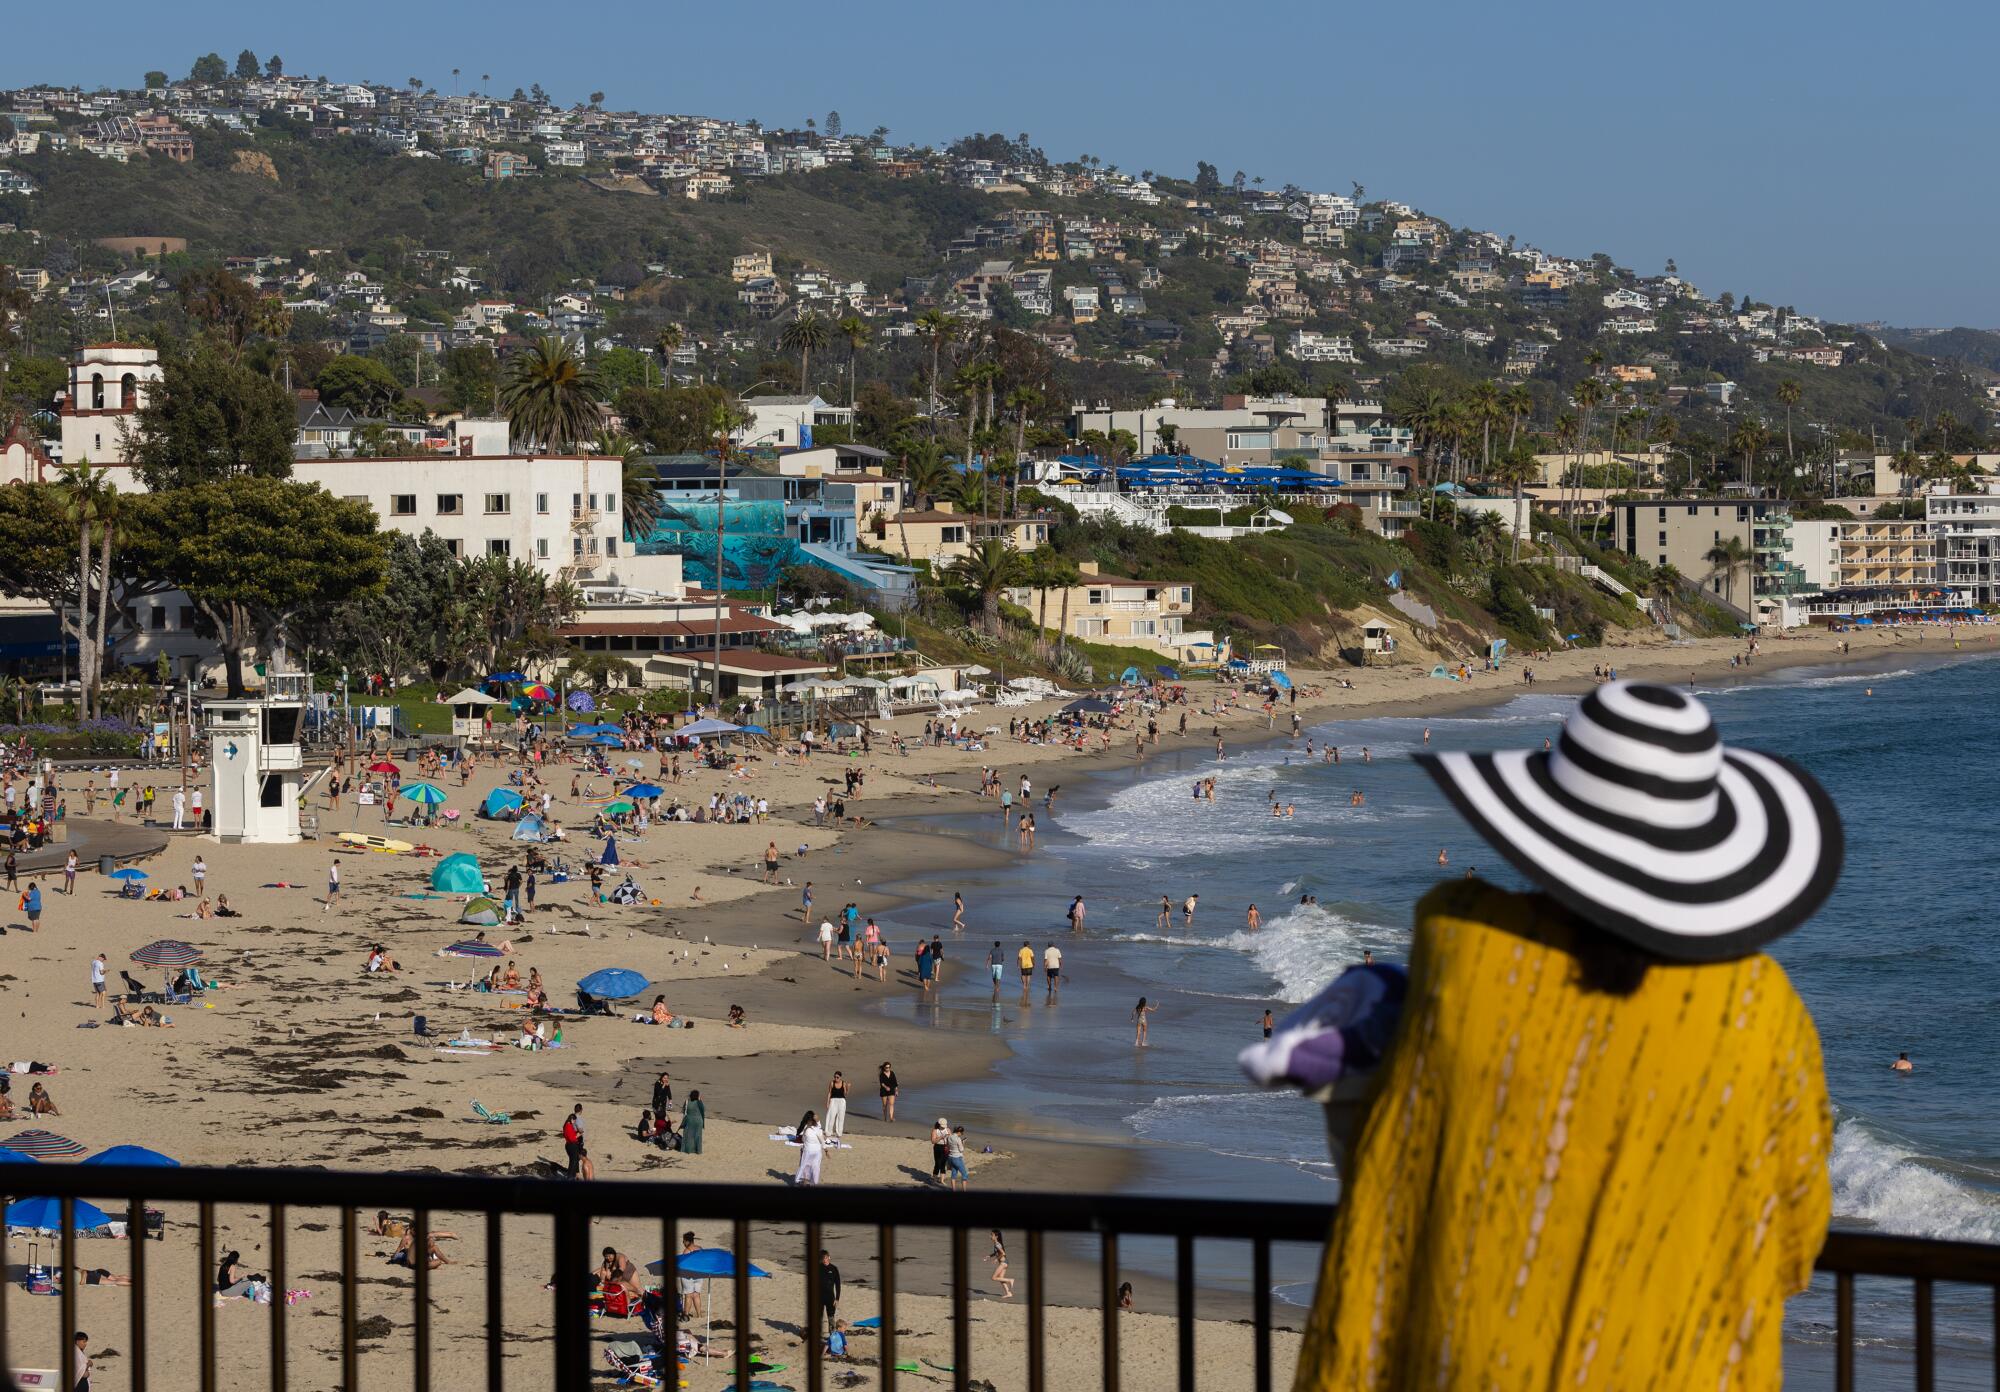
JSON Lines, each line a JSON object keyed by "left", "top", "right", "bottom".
{"left": 1295, "top": 881, "right": 1831, "bottom": 1390}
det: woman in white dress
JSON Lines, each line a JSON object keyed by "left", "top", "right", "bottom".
{"left": 794, "top": 1109, "right": 826, "bottom": 1186}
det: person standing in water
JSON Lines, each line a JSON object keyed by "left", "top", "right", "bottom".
{"left": 1133, "top": 997, "right": 1157, "bottom": 1046}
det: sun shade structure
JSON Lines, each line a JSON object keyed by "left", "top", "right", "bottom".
{"left": 399, "top": 782, "right": 447, "bottom": 805}
{"left": 5, "top": 1197, "right": 112, "bottom": 1231}
{"left": 439, "top": 688, "right": 500, "bottom": 707}
{"left": 430, "top": 853, "right": 487, "bottom": 894}
{"left": 108, "top": 867, "right": 148, "bottom": 881}
{"left": 81, "top": 1145, "right": 179, "bottom": 1167}
{"left": 0, "top": 1131, "right": 87, "bottom": 1158}
{"left": 676, "top": 718, "right": 741, "bottom": 738}
{"left": 511, "top": 816, "right": 546, "bottom": 843}
{"left": 577, "top": 968, "right": 651, "bottom": 999}
{"left": 443, "top": 935, "right": 503, "bottom": 956}
{"left": 131, "top": 940, "right": 202, "bottom": 968}
{"left": 621, "top": 783, "right": 664, "bottom": 800}
{"left": 482, "top": 788, "right": 524, "bottom": 816}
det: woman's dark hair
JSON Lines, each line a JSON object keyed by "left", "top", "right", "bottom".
{"left": 1568, "top": 922, "right": 1653, "bottom": 996}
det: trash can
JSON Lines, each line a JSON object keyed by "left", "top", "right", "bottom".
{"left": 99, "top": 854, "right": 117, "bottom": 876}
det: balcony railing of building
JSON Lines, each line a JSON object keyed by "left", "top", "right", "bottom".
{"left": 3, "top": 1164, "right": 1997, "bottom": 1392}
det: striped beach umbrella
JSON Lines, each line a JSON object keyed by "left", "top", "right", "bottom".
{"left": 442, "top": 939, "right": 504, "bottom": 959}
{"left": 0, "top": 1131, "right": 87, "bottom": 1158}
{"left": 523, "top": 684, "right": 555, "bottom": 701}
{"left": 399, "top": 782, "right": 447, "bottom": 805}
{"left": 603, "top": 800, "right": 636, "bottom": 816}
{"left": 131, "top": 940, "right": 203, "bottom": 968}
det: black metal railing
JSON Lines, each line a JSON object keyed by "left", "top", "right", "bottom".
{"left": 0, "top": 1165, "right": 1323, "bottom": 1392}
{"left": 2, "top": 1165, "right": 1996, "bottom": 1392}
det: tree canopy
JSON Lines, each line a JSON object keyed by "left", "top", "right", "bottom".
{"left": 133, "top": 343, "right": 297, "bottom": 489}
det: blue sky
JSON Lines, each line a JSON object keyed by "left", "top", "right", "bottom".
{"left": 8, "top": 0, "right": 1994, "bottom": 327}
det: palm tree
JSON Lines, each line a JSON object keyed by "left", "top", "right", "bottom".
{"left": 654, "top": 324, "right": 684, "bottom": 383}
{"left": 56, "top": 463, "right": 114, "bottom": 719}
{"left": 944, "top": 537, "right": 1026, "bottom": 636}
{"left": 1703, "top": 537, "right": 1751, "bottom": 607}
{"left": 1489, "top": 445, "right": 1540, "bottom": 561}
{"left": 781, "top": 310, "right": 832, "bottom": 393}
{"left": 1729, "top": 419, "right": 1770, "bottom": 489}
{"left": 913, "top": 309, "right": 958, "bottom": 430}
{"left": 592, "top": 431, "right": 660, "bottom": 542}
{"left": 836, "top": 314, "right": 871, "bottom": 409}
{"left": 1004, "top": 386, "right": 1043, "bottom": 511}
{"left": 1775, "top": 380, "right": 1801, "bottom": 461}
{"left": 1648, "top": 562, "right": 1686, "bottom": 611}
{"left": 500, "top": 337, "right": 602, "bottom": 450}
{"left": 1465, "top": 380, "right": 1501, "bottom": 483}
{"left": 1388, "top": 373, "right": 1452, "bottom": 517}
{"left": 1046, "top": 555, "right": 1082, "bottom": 650}
{"left": 1502, "top": 383, "right": 1534, "bottom": 453}
{"left": 1570, "top": 377, "right": 1604, "bottom": 516}
{"left": 902, "top": 440, "right": 953, "bottom": 510}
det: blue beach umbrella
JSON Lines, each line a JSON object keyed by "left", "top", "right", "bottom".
{"left": 483, "top": 788, "right": 524, "bottom": 816}
{"left": 108, "top": 867, "right": 148, "bottom": 881}
{"left": 567, "top": 690, "right": 596, "bottom": 712}
{"left": 0, "top": 1150, "right": 38, "bottom": 1166}
{"left": 486, "top": 671, "right": 524, "bottom": 684}
{"left": 594, "top": 733, "right": 625, "bottom": 747}
{"left": 82, "top": 1145, "right": 179, "bottom": 1167}
{"left": 577, "top": 968, "right": 651, "bottom": 1000}
{"left": 5, "top": 1197, "right": 113, "bottom": 1231}
{"left": 620, "top": 783, "right": 664, "bottom": 800}
{"left": 646, "top": 1249, "right": 772, "bottom": 1278}
{"left": 400, "top": 782, "right": 447, "bottom": 805}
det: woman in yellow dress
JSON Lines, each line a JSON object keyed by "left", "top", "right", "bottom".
{"left": 1271, "top": 681, "right": 1843, "bottom": 1390}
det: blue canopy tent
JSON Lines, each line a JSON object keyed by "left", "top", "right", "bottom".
{"left": 482, "top": 788, "right": 523, "bottom": 817}
{"left": 1118, "top": 666, "right": 1141, "bottom": 685}
{"left": 593, "top": 733, "right": 625, "bottom": 747}
{"left": 1155, "top": 665, "right": 1181, "bottom": 681}
{"left": 1269, "top": 671, "right": 1293, "bottom": 690}
{"left": 678, "top": 718, "right": 742, "bottom": 738}
{"left": 511, "top": 815, "right": 546, "bottom": 842}
{"left": 430, "top": 853, "right": 487, "bottom": 894}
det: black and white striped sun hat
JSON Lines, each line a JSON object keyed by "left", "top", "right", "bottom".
{"left": 1416, "top": 680, "right": 1843, "bottom": 961}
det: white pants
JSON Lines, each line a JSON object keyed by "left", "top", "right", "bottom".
{"left": 825, "top": 1098, "right": 847, "bottom": 1139}
{"left": 173, "top": 806, "right": 184, "bottom": 829}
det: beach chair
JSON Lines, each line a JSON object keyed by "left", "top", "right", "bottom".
{"left": 470, "top": 1101, "right": 511, "bottom": 1124}
{"left": 602, "top": 1343, "right": 659, "bottom": 1387}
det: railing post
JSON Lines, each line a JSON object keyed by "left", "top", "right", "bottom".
{"left": 58, "top": 1197, "right": 77, "bottom": 1392}
{"left": 485, "top": 1211, "right": 504, "bottom": 1392}
{"left": 1835, "top": 1270, "right": 1853, "bottom": 1392}
{"left": 733, "top": 1219, "right": 754, "bottom": 1392}
{"left": 199, "top": 1198, "right": 217, "bottom": 1392}
{"left": 1026, "top": 1230, "right": 1046, "bottom": 1392}
{"left": 1252, "top": 1238, "right": 1272, "bottom": 1392}
{"left": 658, "top": 1217, "right": 678, "bottom": 1384}
{"left": 1100, "top": 1231, "right": 1120, "bottom": 1392}
{"left": 412, "top": 1209, "right": 431, "bottom": 1392}
{"left": 342, "top": 1205, "right": 359, "bottom": 1392}
{"left": 270, "top": 1204, "right": 288, "bottom": 1392}
{"left": 551, "top": 1202, "right": 591, "bottom": 1392}
{"left": 804, "top": 1220, "right": 824, "bottom": 1392}
{"left": 951, "top": 1225, "right": 969, "bottom": 1392}
{"left": 879, "top": 1225, "right": 898, "bottom": 1392}
{"left": 1175, "top": 1233, "right": 1195, "bottom": 1392}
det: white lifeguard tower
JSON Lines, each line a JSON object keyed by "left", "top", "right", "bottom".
{"left": 440, "top": 687, "right": 501, "bottom": 744}
{"left": 1360, "top": 620, "right": 1396, "bottom": 665}
{"left": 203, "top": 672, "right": 308, "bottom": 844}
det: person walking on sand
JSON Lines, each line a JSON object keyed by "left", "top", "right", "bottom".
{"left": 324, "top": 859, "right": 340, "bottom": 913}
{"left": 930, "top": 1117, "right": 951, "bottom": 1184}
{"left": 680, "top": 1091, "right": 705, "bottom": 1154}
{"left": 946, "top": 1125, "right": 970, "bottom": 1191}
{"left": 1044, "top": 942, "right": 1063, "bottom": 999}
{"left": 878, "top": 1061, "right": 899, "bottom": 1120}
{"left": 562, "top": 1104, "right": 590, "bottom": 1179}
{"left": 952, "top": 891, "right": 966, "bottom": 931}
{"left": 764, "top": 841, "right": 780, "bottom": 885}
{"left": 1017, "top": 941, "right": 1035, "bottom": 1001}
{"left": 91, "top": 952, "right": 107, "bottom": 1010}
{"left": 987, "top": 940, "right": 1004, "bottom": 995}
{"left": 989, "top": 1230, "right": 1015, "bottom": 1298}
{"left": 818, "top": 917, "right": 835, "bottom": 960}
{"left": 825, "top": 1071, "right": 849, "bottom": 1140}
{"left": 1134, "top": 996, "right": 1157, "bottom": 1046}
{"left": 63, "top": 850, "right": 77, "bottom": 896}
{"left": 1067, "top": 894, "right": 1086, "bottom": 932}
{"left": 929, "top": 934, "right": 946, "bottom": 986}
{"left": 191, "top": 854, "right": 206, "bottom": 897}
{"left": 24, "top": 881, "right": 41, "bottom": 932}
{"left": 171, "top": 786, "right": 186, "bottom": 830}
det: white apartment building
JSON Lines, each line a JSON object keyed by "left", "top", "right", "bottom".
{"left": 1928, "top": 485, "right": 2000, "bottom": 606}
{"left": 1291, "top": 330, "right": 1358, "bottom": 363}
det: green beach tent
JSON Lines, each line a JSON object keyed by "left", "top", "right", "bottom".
{"left": 458, "top": 896, "right": 503, "bottom": 927}
{"left": 430, "top": 853, "right": 487, "bottom": 895}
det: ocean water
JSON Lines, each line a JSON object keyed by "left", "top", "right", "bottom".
{"left": 872, "top": 649, "right": 2000, "bottom": 1358}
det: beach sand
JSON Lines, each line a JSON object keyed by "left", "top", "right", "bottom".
{"left": 0, "top": 622, "right": 1967, "bottom": 1389}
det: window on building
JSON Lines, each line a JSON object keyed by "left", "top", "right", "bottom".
{"left": 391, "top": 495, "right": 417, "bottom": 516}
{"left": 180, "top": 606, "right": 196, "bottom": 630}
{"left": 1657, "top": 507, "right": 1668, "bottom": 521}
{"left": 1076, "top": 618, "right": 1107, "bottom": 637}
{"left": 1658, "top": 531, "right": 1667, "bottom": 545}
{"left": 604, "top": 492, "right": 616, "bottom": 514}
{"left": 536, "top": 493, "right": 549, "bottom": 514}
{"left": 90, "top": 372, "right": 104, "bottom": 410}
{"left": 536, "top": 538, "right": 550, "bottom": 559}
{"left": 443, "top": 538, "right": 461, "bottom": 557}
{"left": 484, "top": 493, "right": 510, "bottom": 514}
{"left": 149, "top": 605, "right": 166, "bottom": 631}
{"left": 606, "top": 538, "right": 618, "bottom": 557}
{"left": 573, "top": 537, "right": 584, "bottom": 559}
{"left": 1130, "top": 619, "right": 1157, "bottom": 636}
{"left": 1087, "top": 589, "right": 1106, "bottom": 605}
{"left": 437, "top": 494, "right": 463, "bottom": 516}
{"left": 487, "top": 539, "right": 510, "bottom": 557}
